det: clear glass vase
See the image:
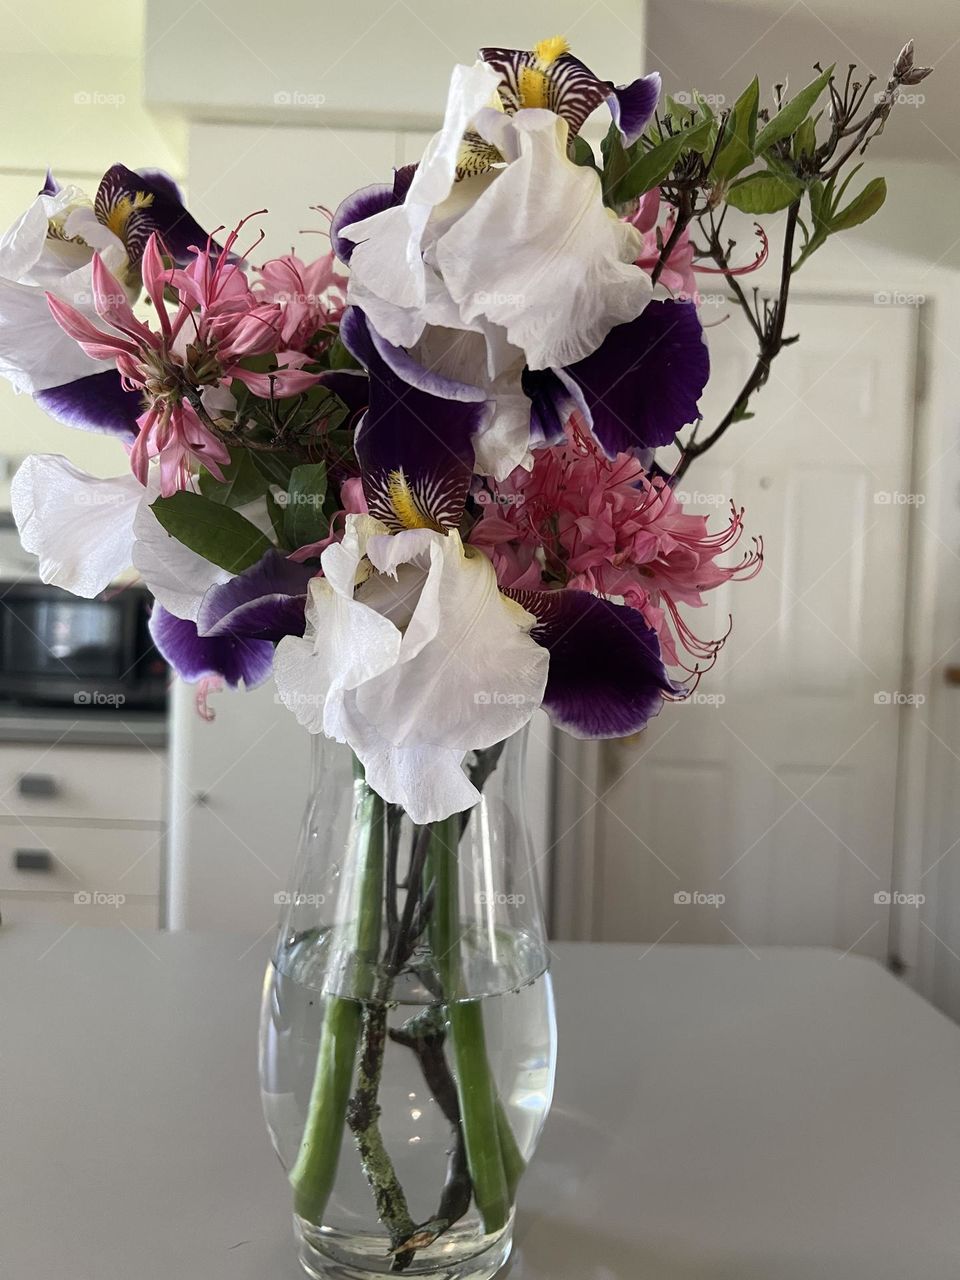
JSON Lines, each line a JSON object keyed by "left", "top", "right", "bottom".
{"left": 259, "top": 728, "right": 557, "bottom": 1280}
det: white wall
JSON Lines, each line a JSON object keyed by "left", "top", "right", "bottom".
{"left": 0, "top": 42, "right": 185, "bottom": 503}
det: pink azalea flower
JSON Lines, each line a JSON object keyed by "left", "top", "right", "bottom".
{"left": 628, "top": 187, "right": 698, "bottom": 301}
{"left": 469, "top": 416, "right": 762, "bottom": 672}
{"left": 255, "top": 251, "right": 348, "bottom": 353}
{"left": 45, "top": 223, "right": 323, "bottom": 496}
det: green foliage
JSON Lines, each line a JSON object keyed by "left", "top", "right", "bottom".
{"left": 794, "top": 172, "right": 887, "bottom": 269}
{"left": 726, "top": 171, "right": 805, "bottom": 213}
{"left": 150, "top": 492, "right": 273, "bottom": 573}
{"left": 754, "top": 66, "right": 834, "bottom": 154}
{"left": 282, "top": 462, "right": 328, "bottom": 549}
{"left": 713, "top": 77, "right": 760, "bottom": 180}
{"left": 198, "top": 448, "right": 269, "bottom": 508}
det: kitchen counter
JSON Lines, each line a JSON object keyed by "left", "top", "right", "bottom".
{"left": 2, "top": 926, "right": 960, "bottom": 1279}
{"left": 0, "top": 705, "right": 168, "bottom": 747}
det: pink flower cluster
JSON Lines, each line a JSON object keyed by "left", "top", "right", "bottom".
{"left": 46, "top": 222, "right": 346, "bottom": 496}
{"left": 470, "top": 417, "right": 762, "bottom": 671}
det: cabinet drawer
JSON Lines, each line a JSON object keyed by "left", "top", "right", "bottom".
{"left": 0, "top": 892, "right": 159, "bottom": 931}
{"left": 0, "top": 823, "right": 161, "bottom": 897}
{"left": 0, "top": 745, "right": 164, "bottom": 822}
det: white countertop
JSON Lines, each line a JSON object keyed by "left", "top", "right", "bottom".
{"left": 2, "top": 926, "right": 959, "bottom": 1279}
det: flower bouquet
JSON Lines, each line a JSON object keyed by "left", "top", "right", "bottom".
{"left": 0, "top": 33, "right": 928, "bottom": 1280}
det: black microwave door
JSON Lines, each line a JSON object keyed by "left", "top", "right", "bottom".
{"left": 2, "top": 595, "right": 127, "bottom": 681}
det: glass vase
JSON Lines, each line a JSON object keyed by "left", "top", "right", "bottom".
{"left": 259, "top": 728, "right": 557, "bottom": 1280}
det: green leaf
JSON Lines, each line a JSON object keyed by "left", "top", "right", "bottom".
{"left": 569, "top": 134, "right": 598, "bottom": 169}
{"left": 327, "top": 337, "right": 360, "bottom": 371}
{"left": 713, "top": 77, "right": 760, "bottom": 180}
{"left": 829, "top": 176, "right": 887, "bottom": 232}
{"left": 693, "top": 90, "right": 716, "bottom": 121}
{"left": 151, "top": 492, "right": 273, "bottom": 573}
{"left": 613, "top": 118, "right": 713, "bottom": 202}
{"left": 282, "top": 462, "right": 328, "bottom": 549}
{"left": 600, "top": 122, "right": 629, "bottom": 204}
{"left": 726, "top": 171, "right": 804, "bottom": 213}
{"left": 755, "top": 65, "right": 834, "bottom": 154}
{"left": 198, "top": 449, "right": 269, "bottom": 508}
{"left": 792, "top": 116, "right": 817, "bottom": 160}
{"left": 248, "top": 449, "right": 301, "bottom": 490}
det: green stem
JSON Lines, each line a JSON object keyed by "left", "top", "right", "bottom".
{"left": 430, "top": 816, "right": 516, "bottom": 1234}
{"left": 289, "top": 782, "right": 385, "bottom": 1222}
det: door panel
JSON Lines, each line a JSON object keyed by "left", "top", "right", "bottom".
{"left": 593, "top": 297, "right": 919, "bottom": 958}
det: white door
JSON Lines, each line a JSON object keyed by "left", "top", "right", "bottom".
{"left": 583, "top": 295, "right": 920, "bottom": 959}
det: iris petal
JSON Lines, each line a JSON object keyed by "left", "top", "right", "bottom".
{"left": 508, "top": 587, "right": 676, "bottom": 737}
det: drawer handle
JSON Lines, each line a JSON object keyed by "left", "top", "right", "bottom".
{"left": 17, "top": 773, "right": 59, "bottom": 799}
{"left": 13, "top": 849, "right": 53, "bottom": 872}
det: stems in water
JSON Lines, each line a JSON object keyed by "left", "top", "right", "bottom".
{"left": 289, "top": 782, "right": 385, "bottom": 1222}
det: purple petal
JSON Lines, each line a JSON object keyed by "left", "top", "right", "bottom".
{"left": 149, "top": 604, "right": 273, "bottom": 688}
{"left": 340, "top": 307, "right": 486, "bottom": 530}
{"left": 608, "top": 73, "right": 661, "bottom": 146}
{"left": 34, "top": 370, "right": 142, "bottom": 441}
{"left": 197, "top": 549, "right": 314, "bottom": 641}
{"left": 41, "top": 168, "right": 60, "bottom": 196}
{"left": 522, "top": 367, "right": 579, "bottom": 448}
{"left": 330, "top": 182, "right": 399, "bottom": 264}
{"left": 95, "top": 164, "right": 219, "bottom": 269}
{"left": 317, "top": 369, "right": 368, "bottom": 418}
{"left": 558, "top": 300, "right": 709, "bottom": 456}
{"left": 509, "top": 588, "right": 674, "bottom": 736}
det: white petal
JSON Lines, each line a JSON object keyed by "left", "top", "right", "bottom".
{"left": 274, "top": 576, "right": 401, "bottom": 737}
{"left": 436, "top": 110, "right": 651, "bottom": 370}
{"left": 410, "top": 323, "right": 532, "bottom": 480}
{"left": 342, "top": 61, "right": 501, "bottom": 347}
{"left": 356, "top": 531, "right": 548, "bottom": 753}
{"left": 342, "top": 694, "right": 480, "bottom": 824}
{"left": 11, "top": 455, "right": 142, "bottom": 597}
{"left": 131, "top": 497, "right": 232, "bottom": 621}
{"left": 0, "top": 269, "right": 112, "bottom": 394}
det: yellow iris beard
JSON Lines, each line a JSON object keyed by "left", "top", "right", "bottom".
{"left": 533, "top": 35, "right": 569, "bottom": 68}
{"left": 103, "top": 190, "right": 154, "bottom": 242}
{"left": 387, "top": 470, "right": 441, "bottom": 531}
{"left": 519, "top": 35, "right": 569, "bottom": 109}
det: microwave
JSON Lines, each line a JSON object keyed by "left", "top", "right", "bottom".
{"left": 0, "top": 580, "right": 168, "bottom": 712}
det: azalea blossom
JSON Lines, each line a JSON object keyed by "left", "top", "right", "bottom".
{"left": 46, "top": 227, "right": 321, "bottom": 495}
{"left": 469, "top": 416, "right": 762, "bottom": 670}
{"left": 255, "top": 249, "right": 348, "bottom": 352}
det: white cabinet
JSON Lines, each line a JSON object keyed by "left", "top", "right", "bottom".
{"left": 0, "top": 743, "right": 166, "bottom": 929}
